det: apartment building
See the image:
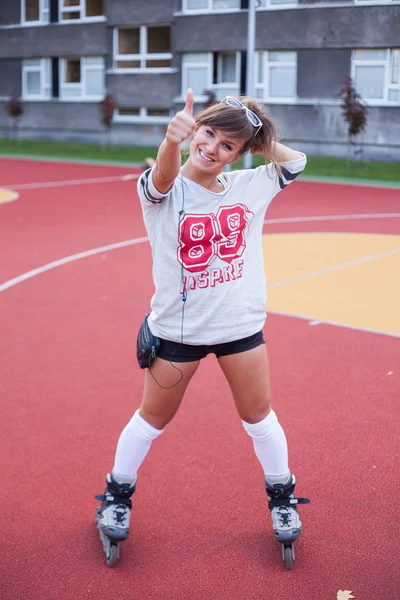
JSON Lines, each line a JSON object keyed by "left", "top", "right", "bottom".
{"left": 0, "top": 0, "right": 399, "bottom": 159}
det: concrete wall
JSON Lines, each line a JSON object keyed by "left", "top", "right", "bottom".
{"left": 1, "top": 98, "right": 397, "bottom": 162}
{"left": 0, "top": 59, "right": 21, "bottom": 97}
{"left": 0, "top": 100, "right": 104, "bottom": 134}
{"left": 0, "top": 2, "right": 20, "bottom": 25}
{"left": 105, "top": 0, "right": 179, "bottom": 25}
{"left": 0, "top": 23, "right": 107, "bottom": 58}
{"left": 267, "top": 103, "right": 400, "bottom": 162}
{"left": 107, "top": 73, "right": 180, "bottom": 107}
{"left": 173, "top": 6, "right": 400, "bottom": 51}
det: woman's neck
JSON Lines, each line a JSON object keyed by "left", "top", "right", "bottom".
{"left": 180, "top": 160, "right": 224, "bottom": 193}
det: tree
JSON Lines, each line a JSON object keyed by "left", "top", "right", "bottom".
{"left": 6, "top": 97, "right": 23, "bottom": 141}
{"left": 340, "top": 75, "right": 368, "bottom": 162}
{"left": 99, "top": 94, "right": 118, "bottom": 150}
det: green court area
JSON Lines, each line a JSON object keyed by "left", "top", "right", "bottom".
{"left": 1, "top": 137, "right": 399, "bottom": 184}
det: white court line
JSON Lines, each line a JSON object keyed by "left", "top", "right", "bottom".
{"left": 0, "top": 237, "right": 148, "bottom": 293}
{"left": 2, "top": 173, "right": 139, "bottom": 190}
{"left": 264, "top": 212, "right": 400, "bottom": 225}
{"left": 268, "top": 309, "right": 400, "bottom": 339}
{"left": 1, "top": 230, "right": 400, "bottom": 339}
{"left": 266, "top": 247, "right": 400, "bottom": 289}
{"left": 1, "top": 228, "right": 400, "bottom": 295}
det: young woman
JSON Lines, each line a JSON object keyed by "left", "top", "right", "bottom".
{"left": 96, "top": 89, "right": 310, "bottom": 567}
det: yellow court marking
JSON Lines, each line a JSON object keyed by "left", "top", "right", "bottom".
{"left": 0, "top": 188, "right": 19, "bottom": 205}
{"left": 263, "top": 232, "right": 400, "bottom": 337}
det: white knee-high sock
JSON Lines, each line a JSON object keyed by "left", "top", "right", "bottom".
{"left": 112, "top": 410, "right": 164, "bottom": 483}
{"left": 242, "top": 410, "right": 290, "bottom": 485}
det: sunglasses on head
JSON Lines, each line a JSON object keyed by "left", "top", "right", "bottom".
{"left": 220, "top": 96, "right": 263, "bottom": 135}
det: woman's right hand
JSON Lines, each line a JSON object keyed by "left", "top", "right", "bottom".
{"left": 165, "top": 89, "right": 196, "bottom": 145}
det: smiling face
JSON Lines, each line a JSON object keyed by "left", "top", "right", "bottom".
{"left": 189, "top": 126, "right": 244, "bottom": 174}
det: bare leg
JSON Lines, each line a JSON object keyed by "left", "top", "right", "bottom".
{"left": 218, "top": 344, "right": 271, "bottom": 423}
{"left": 111, "top": 357, "right": 200, "bottom": 480}
{"left": 218, "top": 344, "right": 289, "bottom": 481}
{"left": 139, "top": 357, "right": 200, "bottom": 429}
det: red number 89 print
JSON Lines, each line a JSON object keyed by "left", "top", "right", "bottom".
{"left": 177, "top": 204, "right": 253, "bottom": 273}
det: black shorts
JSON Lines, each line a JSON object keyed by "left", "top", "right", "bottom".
{"left": 157, "top": 330, "right": 265, "bottom": 363}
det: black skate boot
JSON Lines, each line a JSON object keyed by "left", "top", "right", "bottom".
{"left": 265, "top": 473, "right": 310, "bottom": 569}
{"left": 95, "top": 473, "right": 136, "bottom": 567}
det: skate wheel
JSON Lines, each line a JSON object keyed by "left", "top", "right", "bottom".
{"left": 106, "top": 543, "right": 119, "bottom": 567}
{"left": 284, "top": 546, "right": 294, "bottom": 570}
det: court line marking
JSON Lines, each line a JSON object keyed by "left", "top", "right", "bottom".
{"left": 263, "top": 213, "right": 400, "bottom": 225}
{"left": 266, "top": 247, "right": 400, "bottom": 289}
{"left": 3, "top": 174, "right": 139, "bottom": 190}
{"left": 0, "top": 236, "right": 400, "bottom": 338}
{"left": 2, "top": 234, "right": 400, "bottom": 295}
{"left": 1, "top": 233, "right": 399, "bottom": 339}
{"left": 0, "top": 237, "right": 148, "bottom": 293}
{"left": 2, "top": 155, "right": 400, "bottom": 188}
{"left": 1, "top": 170, "right": 400, "bottom": 224}
{"left": 268, "top": 309, "right": 400, "bottom": 339}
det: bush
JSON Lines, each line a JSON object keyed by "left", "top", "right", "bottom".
{"left": 6, "top": 97, "right": 23, "bottom": 119}
{"left": 340, "top": 76, "right": 368, "bottom": 139}
{"left": 99, "top": 94, "right": 118, "bottom": 129}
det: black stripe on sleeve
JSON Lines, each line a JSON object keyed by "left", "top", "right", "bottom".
{"left": 278, "top": 166, "right": 301, "bottom": 190}
{"left": 140, "top": 169, "right": 163, "bottom": 204}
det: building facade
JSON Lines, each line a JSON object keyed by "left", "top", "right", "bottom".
{"left": 0, "top": 0, "right": 399, "bottom": 160}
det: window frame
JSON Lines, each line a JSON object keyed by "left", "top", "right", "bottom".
{"left": 181, "top": 52, "right": 241, "bottom": 101}
{"left": 22, "top": 58, "right": 52, "bottom": 100}
{"left": 21, "top": 0, "right": 50, "bottom": 26}
{"left": 59, "top": 0, "right": 105, "bottom": 24}
{"left": 113, "top": 26, "right": 173, "bottom": 73}
{"left": 255, "top": 51, "right": 298, "bottom": 103}
{"left": 114, "top": 107, "right": 172, "bottom": 124}
{"left": 354, "top": 0, "right": 399, "bottom": 5}
{"left": 351, "top": 48, "right": 400, "bottom": 105}
{"left": 257, "top": 0, "right": 299, "bottom": 10}
{"left": 181, "top": 53, "right": 213, "bottom": 101}
{"left": 214, "top": 52, "right": 241, "bottom": 99}
{"left": 181, "top": 0, "right": 301, "bottom": 12}
{"left": 59, "top": 56, "right": 105, "bottom": 101}
{"left": 182, "top": 0, "right": 241, "bottom": 14}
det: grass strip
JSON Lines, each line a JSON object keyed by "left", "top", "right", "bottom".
{"left": 1, "top": 138, "right": 399, "bottom": 183}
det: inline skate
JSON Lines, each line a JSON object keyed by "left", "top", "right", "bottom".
{"left": 266, "top": 473, "right": 310, "bottom": 569}
{"left": 95, "top": 473, "right": 136, "bottom": 567}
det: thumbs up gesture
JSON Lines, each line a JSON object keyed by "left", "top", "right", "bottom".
{"left": 166, "top": 89, "right": 196, "bottom": 145}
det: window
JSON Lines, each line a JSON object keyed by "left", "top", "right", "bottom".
{"left": 182, "top": 54, "right": 212, "bottom": 97}
{"left": 114, "top": 26, "right": 172, "bottom": 71}
{"left": 60, "top": 0, "right": 103, "bottom": 22}
{"left": 21, "top": 0, "right": 50, "bottom": 24}
{"left": 257, "top": 0, "right": 298, "bottom": 8}
{"left": 114, "top": 107, "right": 171, "bottom": 123}
{"left": 352, "top": 48, "right": 400, "bottom": 104}
{"left": 354, "top": 0, "right": 398, "bottom": 4}
{"left": 255, "top": 51, "right": 297, "bottom": 101}
{"left": 60, "top": 57, "right": 105, "bottom": 99}
{"left": 182, "top": 52, "right": 240, "bottom": 99}
{"left": 22, "top": 59, "right": 51, "bottom": 99}
{"left": 214, "top": 53, "right": 241, "bottom": 98}
{"left": 182, "top": 0, "right": 240, "bottom": 11}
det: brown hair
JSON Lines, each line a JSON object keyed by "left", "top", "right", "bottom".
{"left": 195, "top": 96, "right": 280, "bottom": 161}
